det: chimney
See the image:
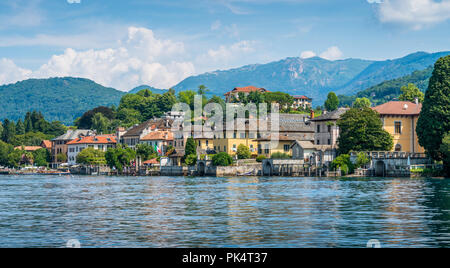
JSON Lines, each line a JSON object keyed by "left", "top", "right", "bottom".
{"left": 310, "top": 110, "right": 315, "bottom": 119}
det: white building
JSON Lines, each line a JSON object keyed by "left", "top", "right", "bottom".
{"left": 67, "top": 135, "right": 117, "bottom": 166}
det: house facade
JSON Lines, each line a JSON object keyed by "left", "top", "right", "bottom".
{"left": 66, "top": 135, "right": 117, "bottom": 166}
{"left": 121, "top": 118, "right": 174, "bottom": 149}
{"left": 292, "top": 95, "right": 312, "bottom": 110}
{"left": 51, "top": 129, "right": 95, "bottom": 168}
{"left": 224, "top": 86, "right": 270, "bottom": 103}
{"left": 372, "top": 101, "right": 425, "bottom": 153}
{"left": 140, "top": 131, "right": 174, "bottom": 155}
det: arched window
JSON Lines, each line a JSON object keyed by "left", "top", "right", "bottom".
{"left": 395, "top": 144, "right": 402, "bottom": 152}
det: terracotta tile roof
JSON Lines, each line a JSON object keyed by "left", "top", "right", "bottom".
{"left": 67, "top": 135, "right": 117, "bottom": 145}
{"left": 143, "top": 158, "right": 159, "bottom": 165}
{"left": 141, "top": 131, "right": 174, "bottom": 141}
{"left": 123, "top": 118, "right": 174, "bottom": 137}
{"left": 372, "top": 101, "right": 422, "bottom": 116}
{"left": 224, "top": 86, "right": 269, "bottom": 96}
{"left": 292, "top": 95, "right": 311, "bottom": 100}
{"left": 41, "top": 140, "right": 52, "bottom": 148}
{"left": 14, "top": 146, "right": 43, "bottom": 151}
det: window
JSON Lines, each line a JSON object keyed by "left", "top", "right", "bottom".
{"left": 249, "top": 133, "right": 255, "bottom": 139}
{"left": 224, "top": 146, "right": 227, "bottom": 152}
{"left": 395, "top": 121, "right": 402, "bottom": 134}
{"left": 317, "top": 125, "right": 321, "bottom": 133}
{"left": 258, "top": 144, "right": 262, "bottom": 154}
{"left": 328, "top": 125, "right": 332, "bottom": 133}
{"left": 198, "top": 140, "right": 201, "bottom": 146}
{"left": 240, "top": 133, "right": 246, "bottom": 139}
{"left": 328, "top": 139, "right": 331, "bottom": 145}
{"left": 206, "top": 140, "right": 209, "bottom": 146}
{"left": 395, "top": 144, "right": 402, "bottom": 152}
{"left": 284, "top": 145, "right": 290, "bottom": 152}
{"left": 317, "top": 140, "right": 320, "bottom": 145}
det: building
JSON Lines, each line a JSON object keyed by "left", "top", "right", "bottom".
{"left": 254, "top": 134, "right": 296, "bottom": 158}
{"left": 372, "top": 101, "right": 424, "bottom": 153}
{"left": 291, "top": 140, "right": 336, "bottom": 166}
{"left": 66, "top": 135, "right": 117, "bottom": 166}
{"left": 41, "top": 140, "right": 52, "bottom": 151}
{"left": 121, "top": 118, "right": 174, "bottom": 148}
{"left": 310, "top": 108, "right": 349, "bottom": 147}
{"left": 291, "top": 95, "right": 312, "bottom": 110}
{"left": 14, "top": 146, "right": 43, "bottom": 152}
{"left": 224, "top": 86, "right": 270, "bottom": 103}
{"left": 51, "top": 129, "right": 95, "bottom": 167}
{"left": 140, "top": 131, "right": 174, "bottom": 155}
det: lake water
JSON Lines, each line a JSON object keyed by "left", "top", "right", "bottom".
{"left": 0, "top": 175, "right": 449, "bottom": 248}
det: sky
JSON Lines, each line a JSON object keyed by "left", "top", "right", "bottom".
{"left": 0, "top": 0, "right": 449, "bottom": 91}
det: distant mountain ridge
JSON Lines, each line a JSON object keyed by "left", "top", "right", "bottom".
{"left": 129, "top": 85, "right": 167, "bottom": 94}
{"left": 0, "top": 77, "right": 125, "bottom": 124}
{"left": 173, "top": 51, "right": 450, "bottom": 104}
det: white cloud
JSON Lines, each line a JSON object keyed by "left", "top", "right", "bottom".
{"left": 67, "top": 0, "right": 81, "bottom": 3}
{"left": 368, "top": 0, "right": 450, "bottom": 30}
{"left": 319, "top": 46, "right": 343, "bottom": 61}
{"left": 211, "top": 20, "right": 222, "bottom": 31}
{"left": 0, "top": 59, "right": 32, "bottom": 86}
{"left": 0, "top": 27, "right": 195, "bottom": 91}
{"left": 300, "top": 51, "right": 316, "bottom": 59}
{"left": 300, "top": 46, "right": 343, "bottom": 61}
{"left": 199, "top": 40, "right": 256, "bottom": 63}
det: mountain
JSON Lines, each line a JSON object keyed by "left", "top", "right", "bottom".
{"left": 173, "top": 51, "right": 450, "bottom": 104}
{"left": 339, "top": 66, "right": 433, "bottom": 107}
{"left": 173, "top": 57, "right": 374, "bottom": 101}
{"left": 129, "top": 85, "right": 167, "bottom": 94}
{"left": 0, "top": 77, "right": 125, "bottom": 125}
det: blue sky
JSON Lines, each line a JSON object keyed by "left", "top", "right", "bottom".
{"left": 0, "top": 0, "right": 449, "bottom": 91}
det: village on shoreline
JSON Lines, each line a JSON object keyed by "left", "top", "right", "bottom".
{"left": 0, "top": 56, "right": 449, "bottom": 179}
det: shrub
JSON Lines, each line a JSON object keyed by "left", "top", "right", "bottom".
{"left": 331, "top": 154, "right": 355, "bottom": 175}
{"left": 212, "top": 152, "right": 233, "bottom": 166}
{"left": 237, "top": 144, "right": 251, "bottom": 159}
{"left": 256, "top": 155, "right": 266, "bottom": 162}
{"left": 355, "top": 152, "right": 370, "bottom": 168}
{"left": 185, "top": 154, "right": 197, "bottom": 166}
{"left": 271, "top": 152, "right": 290, "bottom": 159}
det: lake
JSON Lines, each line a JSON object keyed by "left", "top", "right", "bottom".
{"left": 0, "top": 175, "right": 449, "bottom": 248}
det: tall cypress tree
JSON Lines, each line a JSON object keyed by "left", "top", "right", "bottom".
{"left": 1, "top": 119, "right": 16, "bottom": 144}
{"left": 417, "top": 55, "right": 450, "bottom": 160}
{"left": 24, "top": 112, "right": 33, "bottom": 133}
{"left": 185, "top": 137, "right": 197, "bottom": 157}
{"left": 325, "top": 92, "right": 339, "bottom": 112}
{"left": 16, "top": 119, "right": 25, "bottom": 135}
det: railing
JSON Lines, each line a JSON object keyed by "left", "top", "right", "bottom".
{"left": 350, "top": 151, "right": 428, "bottom": 159}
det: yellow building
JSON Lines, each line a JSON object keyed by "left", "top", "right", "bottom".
{"left": 373, "top": 101, "right": 424, "bottom": 153}
{"left": 254, "top": 134, "right": 295, "bottom": 158}
{"left": 213, "top": 130, "right": 259, "bottom": 156}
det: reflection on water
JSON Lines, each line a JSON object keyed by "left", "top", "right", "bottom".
{"left": 0, "top": 175, "right": 449, "bottom": 248}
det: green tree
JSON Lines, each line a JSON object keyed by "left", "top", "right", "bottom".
{"left": 1, "top": 119, "right": 16, "bottom": 144}
{"left": 185, "top": 137, "right": 197, "bottom": 157}
{"left": 77, "top": 148, "right": 106, "bottom": 165}
{"left": 8, "top": 149, "right": 24, "bottom": 168}
{"left": 337, "top": 108, "right": 393, "bottom": 154}
{"left": 32, "top": 148, "right": 51, "bottom": 167}
{"left": 324, "top": 92, "right": 339, "bottom": 112}
{"left": 237, "top": 144, "right": 251, "bottom": 159}
{"left": 24, "top": 112, "right": 33, "bottom": 133}
{"left": 271, "top": 152, "right": 291, "bottom": 159}
{"left": 399, "top": 83, "right": 425, "bottom": 103}
{"left": 417, "top": 55, "right": 450, "bottom": 161}
{"left": 0, "top": 140, "right": 13, "bottom": 166}
{"left": 440, "top": 132, "right": 450, "bottom": 177}
{"left": 92, "top": 113, "right": 111, "bottom": 134}
{"left": 353, "top": 97, "right": 371, "bottom": 109}
{"left": 16, "top": 119, "right": 25, "bottom": 135}
{"left": 212, "top": 152, "right": 233, "bottom": 166}
{"left": 355, "top": 152, "right": 370, "bottom": 168}
{"left": 185, "top": 154, "right": 197, "bottom": 166}
{"left": 331, "top": 154, "right": 354, "bottom": 175}
{"left": 197, "top": 85, "right": 209, "bottom": 96}
{"left": 57, "top": 153, "right": 68, "bottom": 163}
{"left": 105, "top": 145, "right": 136, "bottom": 173}
{"left": 136, "top": 143, "right": 156, "bottom": 161}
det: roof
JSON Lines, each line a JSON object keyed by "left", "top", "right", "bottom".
{"left": 123, "top": 118, "right": 174, "bottom": 137}
{"left": 291, "top": 141, "right": 334, "bottom": 151}
{"left": 292, "top": 95, "right": 311, "bottom": 100}
{"left": 14, "top": 146, "right": 42, "bottom": 151}
{"left": 224, "top": 86, "right": 269, "bottom": 96}
{"left": 310, "top": 108, "right": 349, "bottom": 122}
{"left": 52, "top": 129, "right": 94, "bottom": 141}
{"left": 141, "top": 131, "right": 174, "bottom": 141}
{"left": 67, "top": 135, "right": 117, "bottom": 145}
{"left": 143, "top": 158, "right": 159, "bottom": 165}
{"left": 41, "top": 140, "right": 52, "bottom": 148}
{"left": 255, "top": 134, "right": 296, "bottom": 142}
{"left": 372, "top": 101, "right": 422, "bottom": 116}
